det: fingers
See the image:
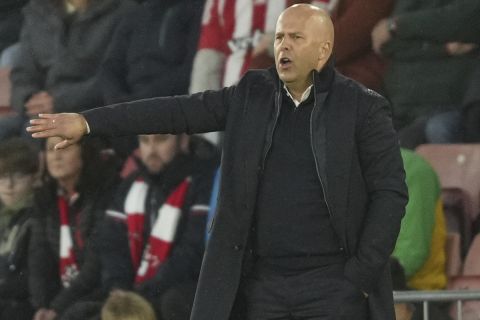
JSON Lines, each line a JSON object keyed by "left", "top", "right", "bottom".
{"left": 55, "top": 139, "right": 75, "bottom": 150}
{"left": 27, "top": 118, "right": 56, "bottom": 134}
{"left": 38, "top": 113, "right": 60, "bottom": 119}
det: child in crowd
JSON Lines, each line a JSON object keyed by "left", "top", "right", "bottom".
{"left": 0, "top": 138, "right": 39, "bottom": 320}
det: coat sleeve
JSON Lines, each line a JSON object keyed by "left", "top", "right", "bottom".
{"left": 52, "top": 77, "right": 104, "bottom": 113}
{"left": 382, "top": 39, "right": 448, "bottom": 60}
{"left": 100, "top": 12, "right": 134, "bottom": 105}
{"left": 344, "top": 94, "right": 408, "bottom": 294}
{"left": 333, "top": 0, "right": 393, "bottom": 64}
{"left": 394, "top": 0, "right": 480, "bottom": 44}
{"left": 82, "top": 85, "right": 236, "bottom": 137}
{"left": 10, "top": 21, "right": 43, "bottom": 114}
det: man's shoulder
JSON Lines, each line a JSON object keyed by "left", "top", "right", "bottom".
{"left": 332, "top": 71, "right": 389, "bottom": 107}
{"left": 238, "top": 68, "right": 277, "bottom": 89}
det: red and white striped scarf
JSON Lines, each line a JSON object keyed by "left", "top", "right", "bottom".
{"left": 119, "top": 177, "right": 191, "bottom": 284}
{"left": 58, "top": 193, "right": 81, "bottom": 288}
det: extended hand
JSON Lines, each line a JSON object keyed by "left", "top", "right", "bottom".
{"left": 27, "top": 113, "right": 89, "bottom": 149}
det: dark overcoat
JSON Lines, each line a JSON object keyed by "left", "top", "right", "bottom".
{"left": 84, "top": 65, "right": 408, "bottom": 320}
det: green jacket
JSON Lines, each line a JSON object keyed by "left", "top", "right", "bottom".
{"left": 393, "top": 149, "right": 439, "bottom": 277}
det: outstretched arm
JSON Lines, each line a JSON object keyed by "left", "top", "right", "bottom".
{"left": 27, "top": 87, "right": 235, "bottom": 149}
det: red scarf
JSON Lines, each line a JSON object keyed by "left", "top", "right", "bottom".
{"left": 122, "top": 178, "right": 191, "bottom": 284}
{"left": 58, "top": 193, "right": 81, "bottom": 288}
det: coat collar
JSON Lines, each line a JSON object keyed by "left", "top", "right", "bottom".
{"left": 268, "top": 57, "right": 336, "bottom": 95}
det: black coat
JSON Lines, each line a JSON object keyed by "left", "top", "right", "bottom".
{"left": 100, "top": 0, "right": 204, "bottom": 104}
{"left": 29, "top": 171, "right": 118, "bottom": 314}
{"left": 83, "top": 65, "right": 408, "bottom": 320}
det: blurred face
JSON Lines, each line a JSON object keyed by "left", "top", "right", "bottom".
{"left": 46, "top": 137, "right": 83, "bottom": 182}
{"left": 0, "top": 172, "right": 35, "bottom": 207}
{"left": 138, "top": 134, "right": 179, "bottom": 174}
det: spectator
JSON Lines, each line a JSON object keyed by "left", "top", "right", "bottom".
{"left": 29, "top": 137, "right": 118, "bottom": 320}
{"left": 102, "top": 290, "right": 156, "bottom": 320}
{"left": 372, "top": 0, "right": 480, "bottom": 146}
{"left": 0, "top": 0, "right": 136, "bottom": 141}
{"left": 99, "top": 0, "right": 204, "bottom": 159}
{"left": 0, "top": 0, "right": 28, "bottom": 68}
{"left": 0, "top": 138, "right": 38, "bottom": 320}
{"left": 189, "top": 0, "right": 298, "bottom": 145}
{"left": 329, "top": 0, "right": 394, "bottom": 92}
{"left": 100, "top": 134, "right": 217, "bottom": 320}
{"left": 0, "top": 0, "right": 28, "bottom": 56}
{"left": 393, "top": 148, "right": 447, "bottom": 290}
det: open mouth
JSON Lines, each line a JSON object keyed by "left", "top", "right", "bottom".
{"left": 279, "top": 57, "right": 292, "bottom": 67}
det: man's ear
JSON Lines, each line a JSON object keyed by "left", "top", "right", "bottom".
{"left": 318, "top": 41, "right": 332, "bottom": 61}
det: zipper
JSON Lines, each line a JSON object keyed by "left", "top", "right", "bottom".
{"left": 309, "top": 75, "right": 333, "bottom": 221}
{"left": 261, "top": 87, "right": 282, "bottom": 170}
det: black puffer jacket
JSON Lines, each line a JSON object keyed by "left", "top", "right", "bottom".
{"left": 100, "top": 0, "right": 204, "bottom": 104}
{"left": 10, "top": 0, "right": 136, "bottom": 114}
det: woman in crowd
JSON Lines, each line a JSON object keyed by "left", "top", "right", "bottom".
{"left": 29, "top": 137, "right": 118, "bottom": 320}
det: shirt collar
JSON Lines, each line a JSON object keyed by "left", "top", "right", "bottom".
{"left": 283, "top": 84, "right": 313, "bottom": 107}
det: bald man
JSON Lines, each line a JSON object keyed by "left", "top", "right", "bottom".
{"left": 28, "top": 5, "right": 407, "bottom": 320}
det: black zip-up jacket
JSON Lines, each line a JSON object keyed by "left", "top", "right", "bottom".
{"left": 83, "top": 64, "right": 408, "bottom": 320}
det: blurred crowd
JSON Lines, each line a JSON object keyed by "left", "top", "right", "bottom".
{"left": 0, "top": 0, "right": 479, "bottom": 319}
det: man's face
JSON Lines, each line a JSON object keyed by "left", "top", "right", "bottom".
{"left": 138, "top": 134, "right": 179, "bottom": 174}
{"left": 274, "top": 12, "right": 320, "bottom": 85}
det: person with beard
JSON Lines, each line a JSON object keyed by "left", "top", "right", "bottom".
{"left": 99, "top": 134, "right": 216, "bottom": 320}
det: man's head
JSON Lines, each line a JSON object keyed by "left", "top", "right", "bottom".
{"left": 274, "top": 4, "right": 334, "bottom": 88}
{"left": 0, "top": 138, "right": 38, "bottom": 207}
{"left": 138, "top": 134, "right": 188, "bottom": 174}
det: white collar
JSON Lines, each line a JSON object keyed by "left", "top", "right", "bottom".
{"left": 283, "top": 84, "right": 313, "bottom": 107}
